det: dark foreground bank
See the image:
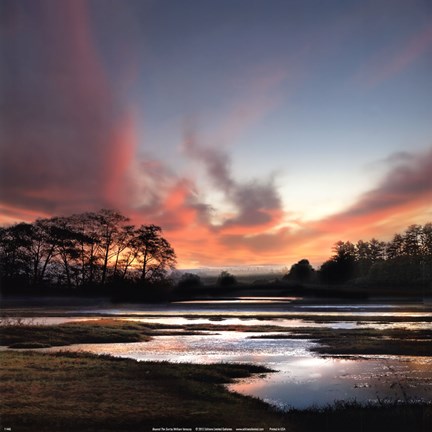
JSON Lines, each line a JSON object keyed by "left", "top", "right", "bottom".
{"left": 0, "top": 351, "right": 431, "bottom": 432}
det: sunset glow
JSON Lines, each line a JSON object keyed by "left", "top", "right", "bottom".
{"left": 1, "top": 0, "right": 431, "bottom": 269}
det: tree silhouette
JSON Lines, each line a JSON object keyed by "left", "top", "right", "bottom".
{"left": 111, "top": 224, "right": 136, "bottom": 279}
{"left": 217, "top": 271, "right": 237, "bottom": 287}
{"left": 319, "top": 241, "right": 356, "bottom": 284}
{"left": 316, "top": 224, "right": 432, "bottom": 286}
{"left": 93, "top": 209, "right": 130, "bottom": 285}
{"left": 386, "top": 234, "right": 404, "bottom": 259}
{"left": 2, "top": 214, "right": 431, "bottom": 294}
{"left": 48, "top": 217, "right": 94, "bottom": 289}
{"left": 0, "top": 223, "right": 33, "bottom": 282}
{"left": 0, "top": 210, "right": 177, "bottom": 294}
{"left": 132, "top": 224, "right": 177, "bottom": 285}
{"left": 177, "top": 272, "right": 202, "bottom": 291}
{"left": 284, "top": 259, "right": 314, "bottom": 284}
{"left": 355, "top": 238, "right": 386, "bottom": 277}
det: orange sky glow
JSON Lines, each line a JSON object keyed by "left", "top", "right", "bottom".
{"left": 1, "top": 0, "right": 431, "bottom": 269}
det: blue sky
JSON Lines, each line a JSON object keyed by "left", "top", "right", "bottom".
{"left": 1, "top": 0, "right": 431, "bottom": 267}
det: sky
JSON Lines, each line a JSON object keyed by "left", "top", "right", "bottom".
{"left": 1, "top": 0, "right": 431, "bottom": 269}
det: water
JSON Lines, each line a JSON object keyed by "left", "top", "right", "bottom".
{"left": 228, "top": 356, "right": 432, "bottom": 409}
{"left": 9, "top": 312, "right": 432, "bottom": 330}
{"left": 2, "top": 297, "right": 432, "bottom": 409}
{"left": 35, "top": 331, "right": 432, "bottom": 409}
{"left": 39, "top": 332, "right": 316, "bottom": 363}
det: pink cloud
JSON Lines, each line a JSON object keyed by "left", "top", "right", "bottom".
{"left": 1, "top": 1, "right": 430, "bottom": 270}
{"left": 355, "top": 21, "right": 432, "bottom": 88}
{"left": 206, "top": 145, "right": 432, "bottom": 267}
{"left": 0, "top": 0, "right": 135, "bottom": 217}
{"left": 280, "top": 146, "right": 432, "bottom": 264}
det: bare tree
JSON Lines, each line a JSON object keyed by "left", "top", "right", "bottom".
{"left": 132, "top": 225, "right": 177, "bottom": 285}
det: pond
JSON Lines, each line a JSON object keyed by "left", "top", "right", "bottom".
{"left": 2, "top": 297, "right": 432, "bottom": 409}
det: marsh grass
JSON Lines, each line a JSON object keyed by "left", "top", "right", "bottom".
{"left": 1, "top": 351, "right": 431, "bottom": 431}
{"left": 0, "top": 351, "right": 281, "bottom": 431}
{"left": 0, "top": 319, "right": 212, "bottom": 348}
{"left": 2, "top": 317, "right": 431, "bottom": 356}
{"left": 247, "top": 327, "right": 432, "bottom": 356}
{"left": 0, "top": 321, "right": 150, "bottom": 347}
{"left": 0, "top": 319, "right": 243, "bottom": 349}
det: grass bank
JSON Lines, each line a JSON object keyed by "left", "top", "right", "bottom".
{"left": 2, "top": 317, "right": 431, "bottom": 356}
{"left": 0, "top": 319, "right": 151, "bottom": 348}
{"left": 0, "top": 350, "right": 282, "bottom": 431}
{"left": 0, "top": 319, "right": 205, "bottom": 348}
{"left": 248, "top": 327, "right": 432, "bottom": 356}
{"left": 1, "top": 351, "right": 431, "bottom": 432}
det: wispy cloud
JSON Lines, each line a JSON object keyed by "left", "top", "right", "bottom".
{"left": 298, "top": 146, "right": 432, "bottom": 252}
{"left": 126, "top": 157, "right": 212, "bottom": 231}
{"left": 217, "top": 145, "right": 432, "bottom": 267}
{"left": 354, "top": 21, "right": 432, "bottom": 88}
{"left": 0, "top": 0, "right": 288, "bottom": 267}
{"left": 183, "top": 131, "right": 284, "bottom": 235}
{"left": 1, "top": 1, "right": 430, "bottom": 270}
{"left": 0, "top": 0, "right": 135, "bottom": 216}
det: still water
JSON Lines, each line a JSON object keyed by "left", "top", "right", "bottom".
{"left": 4, "top": 298, "right": 432, "bottom": 409}
{"left": 37, "top": 331, "right": 432, "bottom": 409}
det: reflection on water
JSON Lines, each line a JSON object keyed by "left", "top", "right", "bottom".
{"left": 299, "top": 304, "right": 428, "bottom": 310}
{"left": 4, "top": 298, "right": 432, "bottom": 410}
{"left": 17, "top": 315, "right": 432, "bottom": 331}
{"left": 1, "top": 317, "right": 101, "bottom": 325}
{"left": 229, "top": 356, "right": 432, "bottom": 409}
{"left": 41, "top": 332, "right": 316, "bottom": 363}
{"left": 37, "top": 331, "right": 432, "bottom": 409}
{"left": 176, "top": 297, "right": 299, "bottom": 304}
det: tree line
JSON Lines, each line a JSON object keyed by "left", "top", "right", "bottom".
{"left": 2, "top": 211, "right": 431, "bottom": 297}
{"left": 0, "top": 209, "right": 176, "bottom": 294}
{"left": 286, "top": 223, "right": 432, "bottom": 287}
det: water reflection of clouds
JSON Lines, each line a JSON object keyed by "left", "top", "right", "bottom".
{"left": 229, "top": 356, "right": 432, "bottom": 409}
{"left": 35, "top": 331, "right": 432, "bottom": 409}
{"left": 176, "top": 297, "right": 299, "bottom": 304}
{"left": 8, "top": 300, "right": 431, "bottom": 410}
{"left": 24, "top": 315, "right": 432, "bottom": 332}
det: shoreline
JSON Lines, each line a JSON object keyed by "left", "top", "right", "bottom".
{"left": 1, "top": 316, "right": 431, "bottom": 356}
{"left": 1, "top": 350, "right": 431, "bottom": 432}
{"left": 1, "top": 302, "right": 431, "bottom": 431}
